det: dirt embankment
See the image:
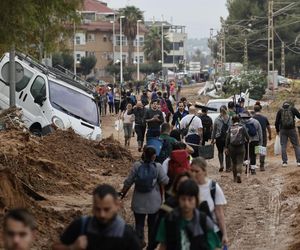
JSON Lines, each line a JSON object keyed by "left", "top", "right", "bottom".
{"left": 0, "top": 108, "right": 135, "bottom": 248}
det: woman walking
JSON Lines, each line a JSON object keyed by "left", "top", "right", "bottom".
{"left": 122, "top": 103, "right": 135, "bottom": 146}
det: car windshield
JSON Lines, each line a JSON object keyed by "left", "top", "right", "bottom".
{"left": 207, "top": 101, "right": 229, "bottom": 113}
{"left": 49, "top": 80, "right": 99, "bottom": 126}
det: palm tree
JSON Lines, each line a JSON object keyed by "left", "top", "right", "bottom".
{"left": 144, "top": 26, "right": 171, "bottom": 63}
{"left": 118, "top": 6, "right": 143, "bottom": 66}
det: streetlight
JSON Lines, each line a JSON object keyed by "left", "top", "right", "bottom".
{"left": 137, "top": 19, "right": 142, "bottom": 81}
{"left": 120, "top": 16, "right": 125, "bottom": 85}
{"left": 73, "top": 22, "right": 76, "bottom": 75}
{"left": 110, "top": 19, "right": 116, "bottom": 83}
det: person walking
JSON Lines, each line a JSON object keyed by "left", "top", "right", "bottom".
{"left": 157, "top": 123, "right": 177, "bottom": 164}
{"left": 171, "top": 101, "right": 189, "bottom": 129}
{"left": 240, "top": 111, "right": 263, "bottom": 175}
{"left": 211, "top": 106, "right": 231, "bottom": 172}
{"left": 275, "top": 101, "right": 300, "bottom": 167}
{"left": 114, "top": 88, "right": 121, "bottom": 115}
{"left": 120, "top": 146, "right": 169, "bottom": 249}
{"left": 133, "top": 101, "right": 147, "bottom": 152}
{"left": 162, "top": 92, "right": 174, "bottom": 123}
{"left": 191, "top": 157, "right": 228, "bottom": 246}
{"left": 144, "top": 100, "right": 164, "bottom": 141}
{"left": 156, "top": 179, "right": 220, "bottom": 250}
{"left": 107, "top": 89, "right": 114, "bottom": 115}
{"left": 225, "top": 115, "right": 249, "bottom": 183}
{"left": 199, "top": 108, "right": 213, "bottom": 146}
{"left": 53, "top": 184, "right": 140, "bottom": 250}
{"left": 3, "top": 209, "right": 36, "bottom": 250}
{"left": 180, "top": 106, "right": 203, "bottom": 157}
{"left": 141, "top": 90, "right": 149, "bottom": 107}
{"left": 253, "top": 104, "right": 272, "bottom": 171}
{"left": 122, "top": 104, "right": 135, "bottom": 147}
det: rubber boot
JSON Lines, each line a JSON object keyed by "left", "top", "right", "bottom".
{"left": 260, "top": 162, "right": 265, "bottom": 171}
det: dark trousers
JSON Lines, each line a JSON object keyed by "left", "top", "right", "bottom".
{"left": 229, "top": 145, "right": 245, "bottom": 178}
{"left": 280, "top": 128, "right": 300, "bottom": 163}
{"left": 216, "top": 138, "right": 231, "bottom": 170}
{"left": 245, "top": 141, "right": 259, "bottom": 166}
{"left": 260, "top": 136, "right": 267, "bottom": 166}
{"left": 134, "top": 213, "right": 157, "bottom": 247}
{"left": 114, "top": 101, "right": 120, "bottom": 114}
{"left": 135, "top": 124, "right": 146, "bottom": 147}
{"left": 108, "top": 102, "right": 114, "bottom": 114}
{"left": 186, "top": 134, "right": 200, "bottom": 157}
{"left": 146, "top": 128, "right": 160, "bottom": 141}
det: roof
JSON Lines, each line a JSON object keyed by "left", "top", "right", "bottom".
{"left": 79, "top": 21, "right": 147, "bottom": 33}
{"left": 81, "top": 0, "right": 115, "bottom": 14}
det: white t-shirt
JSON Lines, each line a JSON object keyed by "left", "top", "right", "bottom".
{"left": 198, "top": 179, "right": 227, "bottom": 232}
{"left": 162, "top": 158, "right": 170, "bottom": 174}
{"left": 180, "top": 114, "right": 203, "bottom": 136}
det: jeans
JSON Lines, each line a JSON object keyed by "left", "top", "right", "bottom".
{"left": 134, "top": 213, "right": 157, "bottom": 247}
{"left": 108, "top": 102, "right": 114, "bottom": 114}
{"left": 229, "top": 145, "right": 245, "bottom": 178}
{"left": 216, "top": 138, "right": 231, "bottom": 170}
{"left": 280, "top": 128, "right": 300, "bottom": 163}
{"left": 114, "top": 100, "right": 120, "bottom": 114}
{"left": 123, "top": 123, "right": 133, "bottom": 139}
{"left": 135, "top": 124, "right": 146, "bottom": 147}
{"left": 244, "top": 141, "right": 259, "bottom": 166}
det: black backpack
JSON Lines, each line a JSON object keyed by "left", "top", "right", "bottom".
{"left": 201, "top": 115, "right": 213, "bottom": 140}
{"left": 198, "top": 181, "right": 216, "bottom": 219}
{"left": 135, "top": 162, "right": 158, "bottom": 193}
{"left": 281, "top": 107, "right": 294, "bottom": 129}
{"left": 220, "top": 119, "right": 229, "bottom": 139}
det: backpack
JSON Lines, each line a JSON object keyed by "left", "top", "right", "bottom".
{"left": 157, "top": 139, "right": 173, "bottom": 164}
{"left": 245, "top": 122, "right": 257, "bottom": 137}
{"left": 281, "top": 107, "right": 294, "bottom": 129}
{"left": 198, "top": 181, "right": 216, "bottom": 220}
{"left": 220, "top": 119, "right": 229, "bottom": 139}
{"left": 160, "top": 99, "right": 170, "bottom": 115}
{"left": 168, "top": 150, "right": 191, "bottom": 181}
{"left": 135, "top": 162, "right": 158, "bottom": 193}
{"left": 201, "top": 115, "right": 213, "bottom": 140}
{"left": 230, "top": 125, "right": 245, "bottom": 146}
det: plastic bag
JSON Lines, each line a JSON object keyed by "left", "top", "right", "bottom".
{"left": 274, "top": 135, "right": 281, "bottom": 156}
{"left": 114, "top": 120, "right": 123, "bottom": 131}
{"left": 255, "top": 146, "right": 267, "bottom": 156}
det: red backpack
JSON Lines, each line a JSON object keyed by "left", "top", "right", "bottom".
{"left": 168, "top": 150, "right": 191, "bottom": 180}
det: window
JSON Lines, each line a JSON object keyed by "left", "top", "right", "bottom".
{"left": 86, "top": 51, "right": 95, "bottom": 57}
{"left": 76, "top": 54, "right": 81, "bottom": 62}
{"left": 134, "top": 56, "right": 144, "bottom": 64}
{"left": 116, "top": 35, "right": 127, "bottom": 46}
{"left": 76, "top": 36, "right": 81, "bottom": 45}
{"left": 103, "top": 35, "right": 107, "bottom": 42}
{"left": 87, "top": 33, "right": 95, "bottom": 42}
{"left": 1, "top": 62, "right": 34, "bottom": 92}
{"left": 30, "top": 76, "right": 46, "bottom": 99}
{"left": 135, "top": 36, "right": 144, "bottom": 47}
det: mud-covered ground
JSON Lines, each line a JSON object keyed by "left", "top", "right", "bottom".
{"left": 0, "top": 83, "right": 300, "bottom": 249}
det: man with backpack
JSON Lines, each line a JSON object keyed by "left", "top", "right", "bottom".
{"left": 211, "top": 105, "right": 231, "bottom": 172}
{"left": 156, "top": 179, "right": 221, "bottom": 250}
{"left": 53, "top": 184, "right": 140, "bottom": 250}
{"left": 157, "top": 123, "right": 177, "bottom": 164}
{"left": 199, "top": 108, "right": 213, "bottom": 146}
{"left": 180, "top": 106, "right": 203, "bottom": 157}
{"left": 253, "top": 104, "right": 272, "bottom": 171}
{"left": 225, "top": 115, "right": 250, "bottom": 183}
{"left": 240, "top": 111, "right": 263, "bottom": 175}
{"left": 120, "top": 146, "right": 169, "bottom": 249}
{"left": 275, "top": 101, "right": 300, "bottom": 167}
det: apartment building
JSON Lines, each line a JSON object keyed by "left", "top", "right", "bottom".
{"left": 74, "top": 0, "right": 146, "bottom": 81}
{"left": 145, "top": 21, "right": 187, "bottom": 71}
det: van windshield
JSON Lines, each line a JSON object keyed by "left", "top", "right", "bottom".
{"left": 207, "top": 101, "right": 229, "bottom": 113}
{"left": 49, "top": 80, "right": 99, "bottom": 126}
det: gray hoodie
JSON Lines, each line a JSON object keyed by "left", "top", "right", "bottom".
{"left": 212, "top": 115, "right": 231, "bottom": 140}
{"left": 241, "top": 118, "right": 263, "bottom": 144}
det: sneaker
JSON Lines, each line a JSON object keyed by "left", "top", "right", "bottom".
{"left": 237, "top": 174, "right": 242, "bottom": 183}
{"left": 282, "top": 162, "right": 288, "bottom": 167}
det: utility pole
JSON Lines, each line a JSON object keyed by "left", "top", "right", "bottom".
{"left": 267, "top": 0, "right": 275, "bottom": 90}
{"left": 281, "top": 41, "right": 285, "bottom": 77}
{"left": 210, "top": 28, "right": 214, "bottom": 66}
{"left": 220, "top": 17, "right": 226, "bottom": 74}
{"left": 243, "top": 38, "right": 248, "bottom": 72}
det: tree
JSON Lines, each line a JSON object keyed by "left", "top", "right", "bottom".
{"left": 119, "top": 6, "right": 144, "bottom": 65}
{"left": 52, "top": 52, "right": 74, "bottom": 70}
{"left": 80, "top": 56, "right": 97, "bottom": 78}
{"left": 52, "top": 53, "right": 64, "bottom": 67}
{"left": 144, "top": 26, "right": 171, "bottom": 63}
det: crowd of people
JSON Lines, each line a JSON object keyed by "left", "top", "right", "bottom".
{"left": 3, "top": 81, "right": 300, "bottom": 250}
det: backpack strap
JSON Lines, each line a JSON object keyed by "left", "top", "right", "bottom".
{"left": 210, "top": 180, "right": 216, "bottom": 205}
{"left": 199, "top": 211, "right": 208, "bottom": 236}
{"left": 187, "top": 115, "right": 196, "bottom": 129}
{"left": 80, "top": 216, "right": 91, "bottom": 235}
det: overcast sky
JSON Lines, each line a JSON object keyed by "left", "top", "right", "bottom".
{"left": 106, "top": 0, "right": 228, "bottom": 39}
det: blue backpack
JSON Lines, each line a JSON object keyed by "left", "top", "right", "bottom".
{"left": 135, "top": 162, "right": 158, "bottom": 193}
{"left": 245, "top": 122, "right": 257, "bottom": 137}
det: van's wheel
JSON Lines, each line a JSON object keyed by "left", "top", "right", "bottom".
{"left": 30, "top": 128, "right": 42, "bottom": 137}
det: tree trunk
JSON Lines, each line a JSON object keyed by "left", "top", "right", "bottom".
{"left": 128, "top": 38, "right": 134, "bottom": 66}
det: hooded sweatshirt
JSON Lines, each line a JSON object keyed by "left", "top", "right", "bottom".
{"left": 211, "top": 115, "right": 231, "bottom": 140}
{"left": 241, "top": 118, "right": 263, "bottom": 144}
{"left": 275, "top": 102, "right": 300, "bottom": 132}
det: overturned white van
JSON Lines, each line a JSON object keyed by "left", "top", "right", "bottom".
{"left": 0, "top": 52, "right": 102, "bottom": 140}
